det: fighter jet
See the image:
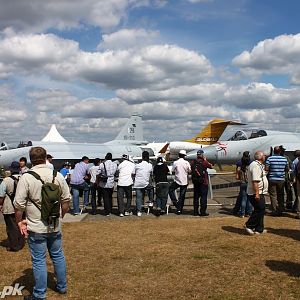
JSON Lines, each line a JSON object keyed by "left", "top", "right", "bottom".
{"left": 146, "top": 119, "right": 245, "bottom": 160}
{"left": 0, "top": 114, "right": 149, "bottom": 169}
{"left": 186, "top": 128, "right": 300, "bottom": 164}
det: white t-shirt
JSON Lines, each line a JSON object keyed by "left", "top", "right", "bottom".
{"left": 133, "top": 161, "right": 153, "bottom": 189}
{"left": 117, "top": 160, "right": 135, "bottom": 186}
{"left": 172, "top": 158, "right": 191, "bottom": 186}
{"left": 46, "top": 160, "right": 54, "bottom": 170}
{"left": 89, "top": 165, "right": 100, "bottom": 184}
{"left": 247, "top": 161, "right": 268, "bottom": 195}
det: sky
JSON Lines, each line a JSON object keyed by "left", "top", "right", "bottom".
{"left": 1, "top": 0, "right": 300, "bottom": 144}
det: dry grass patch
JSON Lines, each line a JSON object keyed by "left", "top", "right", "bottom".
{"left": 1, "top": 216, "right": 300, "bottom": 299}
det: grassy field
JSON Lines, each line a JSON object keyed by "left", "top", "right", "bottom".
{"left": 1, "top": 216, "right": 300, "bottom": 299}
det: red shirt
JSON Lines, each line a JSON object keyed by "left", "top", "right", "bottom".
{"left": 190, "top": 158, "right": 213, "bottom": 185}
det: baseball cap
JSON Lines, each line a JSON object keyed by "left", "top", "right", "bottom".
{"left": 9, "top": 161, "right": 20, "bottom": 173}
{"left": 122, "top": 154, "right": 129, "bottom": 160}
{"left": 197, "top": 149, "right": 204, "bottom": 155}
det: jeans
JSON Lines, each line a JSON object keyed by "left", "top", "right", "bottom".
{"left": 193, "top": 181, "right": 208, "bottom": 214}
{"left": 156, "top": 183, "right": 169, "bottom": 210}
{"left": 117, "top": 185, "right": 132, "bottom": 214}
{"left": 135, "top": 189, "right": 144, "bottom": 213}
{"left": 246, "top": 194, "right": 265, "bottom": 233}
{"left": 143, "top": 185, "right": 154, "bottom": 203}
{"left": 103, "top": 188, "right": 114, "bottom": 215}
{"left": 168, "top": 182, "right": 188, "bottom": 212}
{"left": 28, "top": 231, "right": 67, "bottom": 299}
{"left": 71, "top": 182, "right": 90, "bottom": 214}
{"left": 239, "top": 183, "right": 253, "bottom": 216}
{"left": 268, "top": 180, "right": 285, "bottom": 213}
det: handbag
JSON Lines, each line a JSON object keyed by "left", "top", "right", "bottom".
{"left": 96, "top": 162, "right": 108, "bottom": 184}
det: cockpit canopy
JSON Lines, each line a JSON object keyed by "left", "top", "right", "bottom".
{"left": 228, "top": 129, "right": 267, "bottom": 141}
{"left": 17, "top": 141, "right": 32, "bottom": 148}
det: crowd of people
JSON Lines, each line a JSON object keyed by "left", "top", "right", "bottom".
{"left": 1, "top": 145, "right": 300, "bottom": 298}
{"left": 233, "top": 146, "right": 300, "bottom": 235}
{"left": 66, "top": 148, "right": 212, "bottom": 217}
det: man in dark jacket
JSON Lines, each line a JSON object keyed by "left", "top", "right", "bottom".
{"left": 190, "top": 149, "right": 213, "bottom": 216}
{"left": 153, "top": 157, "right": 170, "bottom": 214}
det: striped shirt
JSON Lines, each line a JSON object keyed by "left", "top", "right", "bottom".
{"left": 265, "top": 155, "right": 288, "bottom": 181}
{"left": 70, "top": 161, "right": 90, "bottom": 185}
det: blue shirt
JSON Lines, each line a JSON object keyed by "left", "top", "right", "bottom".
{"left": 265, "top": 155, "right": 288, "bottom": 181}
{"left": 60, "top": 167, "right": 70, "bottom": 178}
{"left": 292, "top": 157, "right": 299, "bottom": 176}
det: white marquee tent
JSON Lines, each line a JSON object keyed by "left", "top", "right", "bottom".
{"left": 42, "top": 124, "right": 68, "bottom": 143}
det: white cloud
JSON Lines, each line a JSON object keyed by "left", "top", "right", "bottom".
{"left": 27, "top": 89, "right": 78, "bottom": 112}
{"left": 117, "top": 83, "right": 226, "bottom": 104}
{"left": 0, "top": 0, "right": 152, "bottom": 33}
{"left": 61, "top": 98, "right": 130, "bottom": 118}
{"left": 98, "top": 28, "right": 159, "bottom": 50}
{"left": 0, "top": 33, "right": 214, "bottom": 89}
{"left": 224, "top": 82, "right": 300, "bottom": 109}
{"left": 232, "top": 33, "right": 300, "bottom": 82}
{"left": 0, "top": 33, "right": 79, "bottom": 78}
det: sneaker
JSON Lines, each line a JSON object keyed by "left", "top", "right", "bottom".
{"left": 161, "top": 210, "right": 166, "bottom": 214}
{"left": 105, "top": 213, "right": 111, "bottom": 217}
{"left": 125, "top": 211, "right": 133, "bottom": 216}
{"left": 147, "top": 202, "right": 154, "bottom": 207}
{"left": 239, "top": 215, "right": 245, "bottom": 218}
{"left": 119, "top": 213, "right": 124, "bottom": 217}
{"left": 137, "top": 211, "right": 142, "bottom": 217}
{"left": 244, "top": 225, "right": 255, "bottom": 235}
{"left": 254, "top": 229, "right": 267, "bottom": 235}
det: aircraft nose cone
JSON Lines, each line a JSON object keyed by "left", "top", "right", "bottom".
{"left": 186, "top": 150, "right": 197, "bottom": 161}
{"left": 202, "top": 146, "right": 218, "bottom": 163}
{"left": 186, "top": 146, "right": 218, "bottom": 163}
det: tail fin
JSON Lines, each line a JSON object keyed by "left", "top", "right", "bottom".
{"left": 113, "top": 114, "right": 144, "bottom": 143}
{"left": 185, "top": 119, "right": 245, "bottom": 145}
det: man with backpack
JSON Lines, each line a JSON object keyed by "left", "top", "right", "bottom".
{"left": 169, "top": 150, "right": 191, "bottom": 214}
{"left": 14, "top": 147, "right": 71, "bottom": 300}
{"left": 98, "top": 153, "right": 118, "bottom": 216}
{"left": 0, "top": 161, "right": 25, "bottom": 252}
{"left": 190, "top": 149, "right": 213, "bottom": 216}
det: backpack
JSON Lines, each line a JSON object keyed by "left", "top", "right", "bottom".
{"left": 27, "top": 170, "right": 61, "bottom": 226}
{"left": 6, "top": 175, "right": 19, "bottom": 208}
{"left": 191, "top": 160, "right": 206, "bottom": 184}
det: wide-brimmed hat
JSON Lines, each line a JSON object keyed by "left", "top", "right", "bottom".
{"left": 179, "top": 150, "right": 187, "bottom": 156}
{"left": 9, "top": 161, "right": 20, "bottom": 173}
